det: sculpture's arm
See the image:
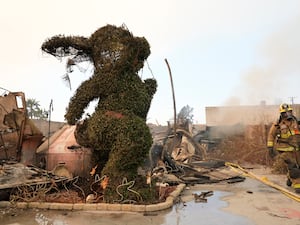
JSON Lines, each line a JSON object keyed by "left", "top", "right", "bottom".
{"left": 64, "top": 77, "right": 101, "bottom": 124}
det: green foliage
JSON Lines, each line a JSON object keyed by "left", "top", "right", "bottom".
{"left": 42, "top": 24, "right": 157, "bottom": 201}
{"left": 26, "top": 98, "right": 48, "bottom": 120}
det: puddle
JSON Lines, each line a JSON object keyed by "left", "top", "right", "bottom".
{"left": 1, "top": 191, "right": 254, "bottom": 225}
{"left": 164, "top": 191, "right": 254, "bottom": 225}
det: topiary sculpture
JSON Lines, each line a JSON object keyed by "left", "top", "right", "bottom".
{"left": 41, "top": 24, "right": 157, "bottom": 201}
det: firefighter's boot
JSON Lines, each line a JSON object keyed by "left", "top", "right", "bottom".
{"left": 288, "top": 167, "right": 300, "bottom": 193}
{"left": 291, "top": 178, "right": 300, "bottom": 193}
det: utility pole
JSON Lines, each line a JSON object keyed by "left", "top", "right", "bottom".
{"left": 48, "top": 99, "right": 53, "bottom": 150}
{"left": 288, "top": 96, "right": 296, "bottom": 105}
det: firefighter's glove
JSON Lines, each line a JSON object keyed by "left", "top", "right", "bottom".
{"left": 268, "top": 147, "right": 276, "bottom": 158}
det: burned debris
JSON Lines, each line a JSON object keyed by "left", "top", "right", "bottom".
{"left": 148, "top": 122, "right": 246, "bottom": 188}
{"left": 192, "top": 191, "right": 214, "bottom": 203}
{"left": 0, "top": 90, "right": 80, "bottom": 202}
{"left": 1, "top": 162, "right": 83, "bottom": 204}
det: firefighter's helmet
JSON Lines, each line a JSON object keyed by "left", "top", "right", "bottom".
{"left": 279, "top": 103, "right": 293, "bottom": 113}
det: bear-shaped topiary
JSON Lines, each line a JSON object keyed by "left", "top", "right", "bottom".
{"left": 42, "top": 24, "right": 157, "bottom": 201}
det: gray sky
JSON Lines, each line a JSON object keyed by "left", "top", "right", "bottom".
{"left": 1, "top": 0, "right": 300, "bottom": 124}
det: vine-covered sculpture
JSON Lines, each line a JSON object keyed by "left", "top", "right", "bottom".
{"left": 41, "top": 24, "right": 157, "bottom": 199}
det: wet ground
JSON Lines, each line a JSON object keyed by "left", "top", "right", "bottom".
{"left": 0, "top": 191, "right": 253, "bottom": 225}
{"left": 1, "top": 166, "right": 300, "bottom": 225}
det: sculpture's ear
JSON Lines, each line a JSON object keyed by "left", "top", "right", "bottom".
{"left": 41, "top": 35, "right": 91, "bottom": 61}
{"left": 135, "top": 37, "right": 151, "bottom": 61}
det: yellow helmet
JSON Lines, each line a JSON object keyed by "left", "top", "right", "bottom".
{"left": 279, "top": 103, "right": 293, "bottom": 113}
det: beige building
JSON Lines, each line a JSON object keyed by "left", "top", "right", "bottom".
{"left": 205, "top": 104, "right": 300, "bottom": 127}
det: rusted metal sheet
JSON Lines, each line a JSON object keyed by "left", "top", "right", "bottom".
{"left": 36, "top": 125, "right": 92, "bottom": 177}
{"left": 21, "top": 134, "right": 44, "bottom": 166}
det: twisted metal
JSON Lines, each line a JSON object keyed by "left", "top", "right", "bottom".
{"left": 9, "top": 176, "right": 85, "bottom": 203}
{"left": 89, "top": 174, "right": 107, "bottom": 203}
{"left": 10, "top": 179, "right": 58, "bottom": 203}
{"left": 115, "top": 177, "right": 142, "bottom": 204}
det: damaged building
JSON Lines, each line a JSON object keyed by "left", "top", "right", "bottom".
{"left": 195, "top": 103, "right": 300, "bottom": 151}
{"left": 0, "top": 91, "right": 44, "bottom": 163}
{"left": 0, "top": 90, "right": 92, "bottom": 177}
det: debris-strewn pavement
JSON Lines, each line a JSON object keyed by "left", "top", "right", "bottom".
{"left": 1, "top": 124, "right": 300, "bottom": 225}
{"left": 1, "top": 164, "right": 300, "bottom": 225}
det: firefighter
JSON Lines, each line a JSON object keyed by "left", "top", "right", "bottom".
{"left": 267, "top": 103, "right": 300, "bottom": 192}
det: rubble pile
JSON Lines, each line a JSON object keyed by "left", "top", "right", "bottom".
{"left": 0, "top": 122, "right": 250, "bottom": 205}
{"left": 208, "top": 124, "right": 272, "bottom": 166}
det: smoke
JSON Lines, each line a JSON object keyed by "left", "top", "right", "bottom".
{"left": 227, "top": 16, "right": 300, "bottom": 106}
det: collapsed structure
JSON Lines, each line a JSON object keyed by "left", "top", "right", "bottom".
{"left": 0, "top": 90, "right": 88, "bottom": 202}
{"left": 0, "top": 90, "right": 43, "bottom": 163}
